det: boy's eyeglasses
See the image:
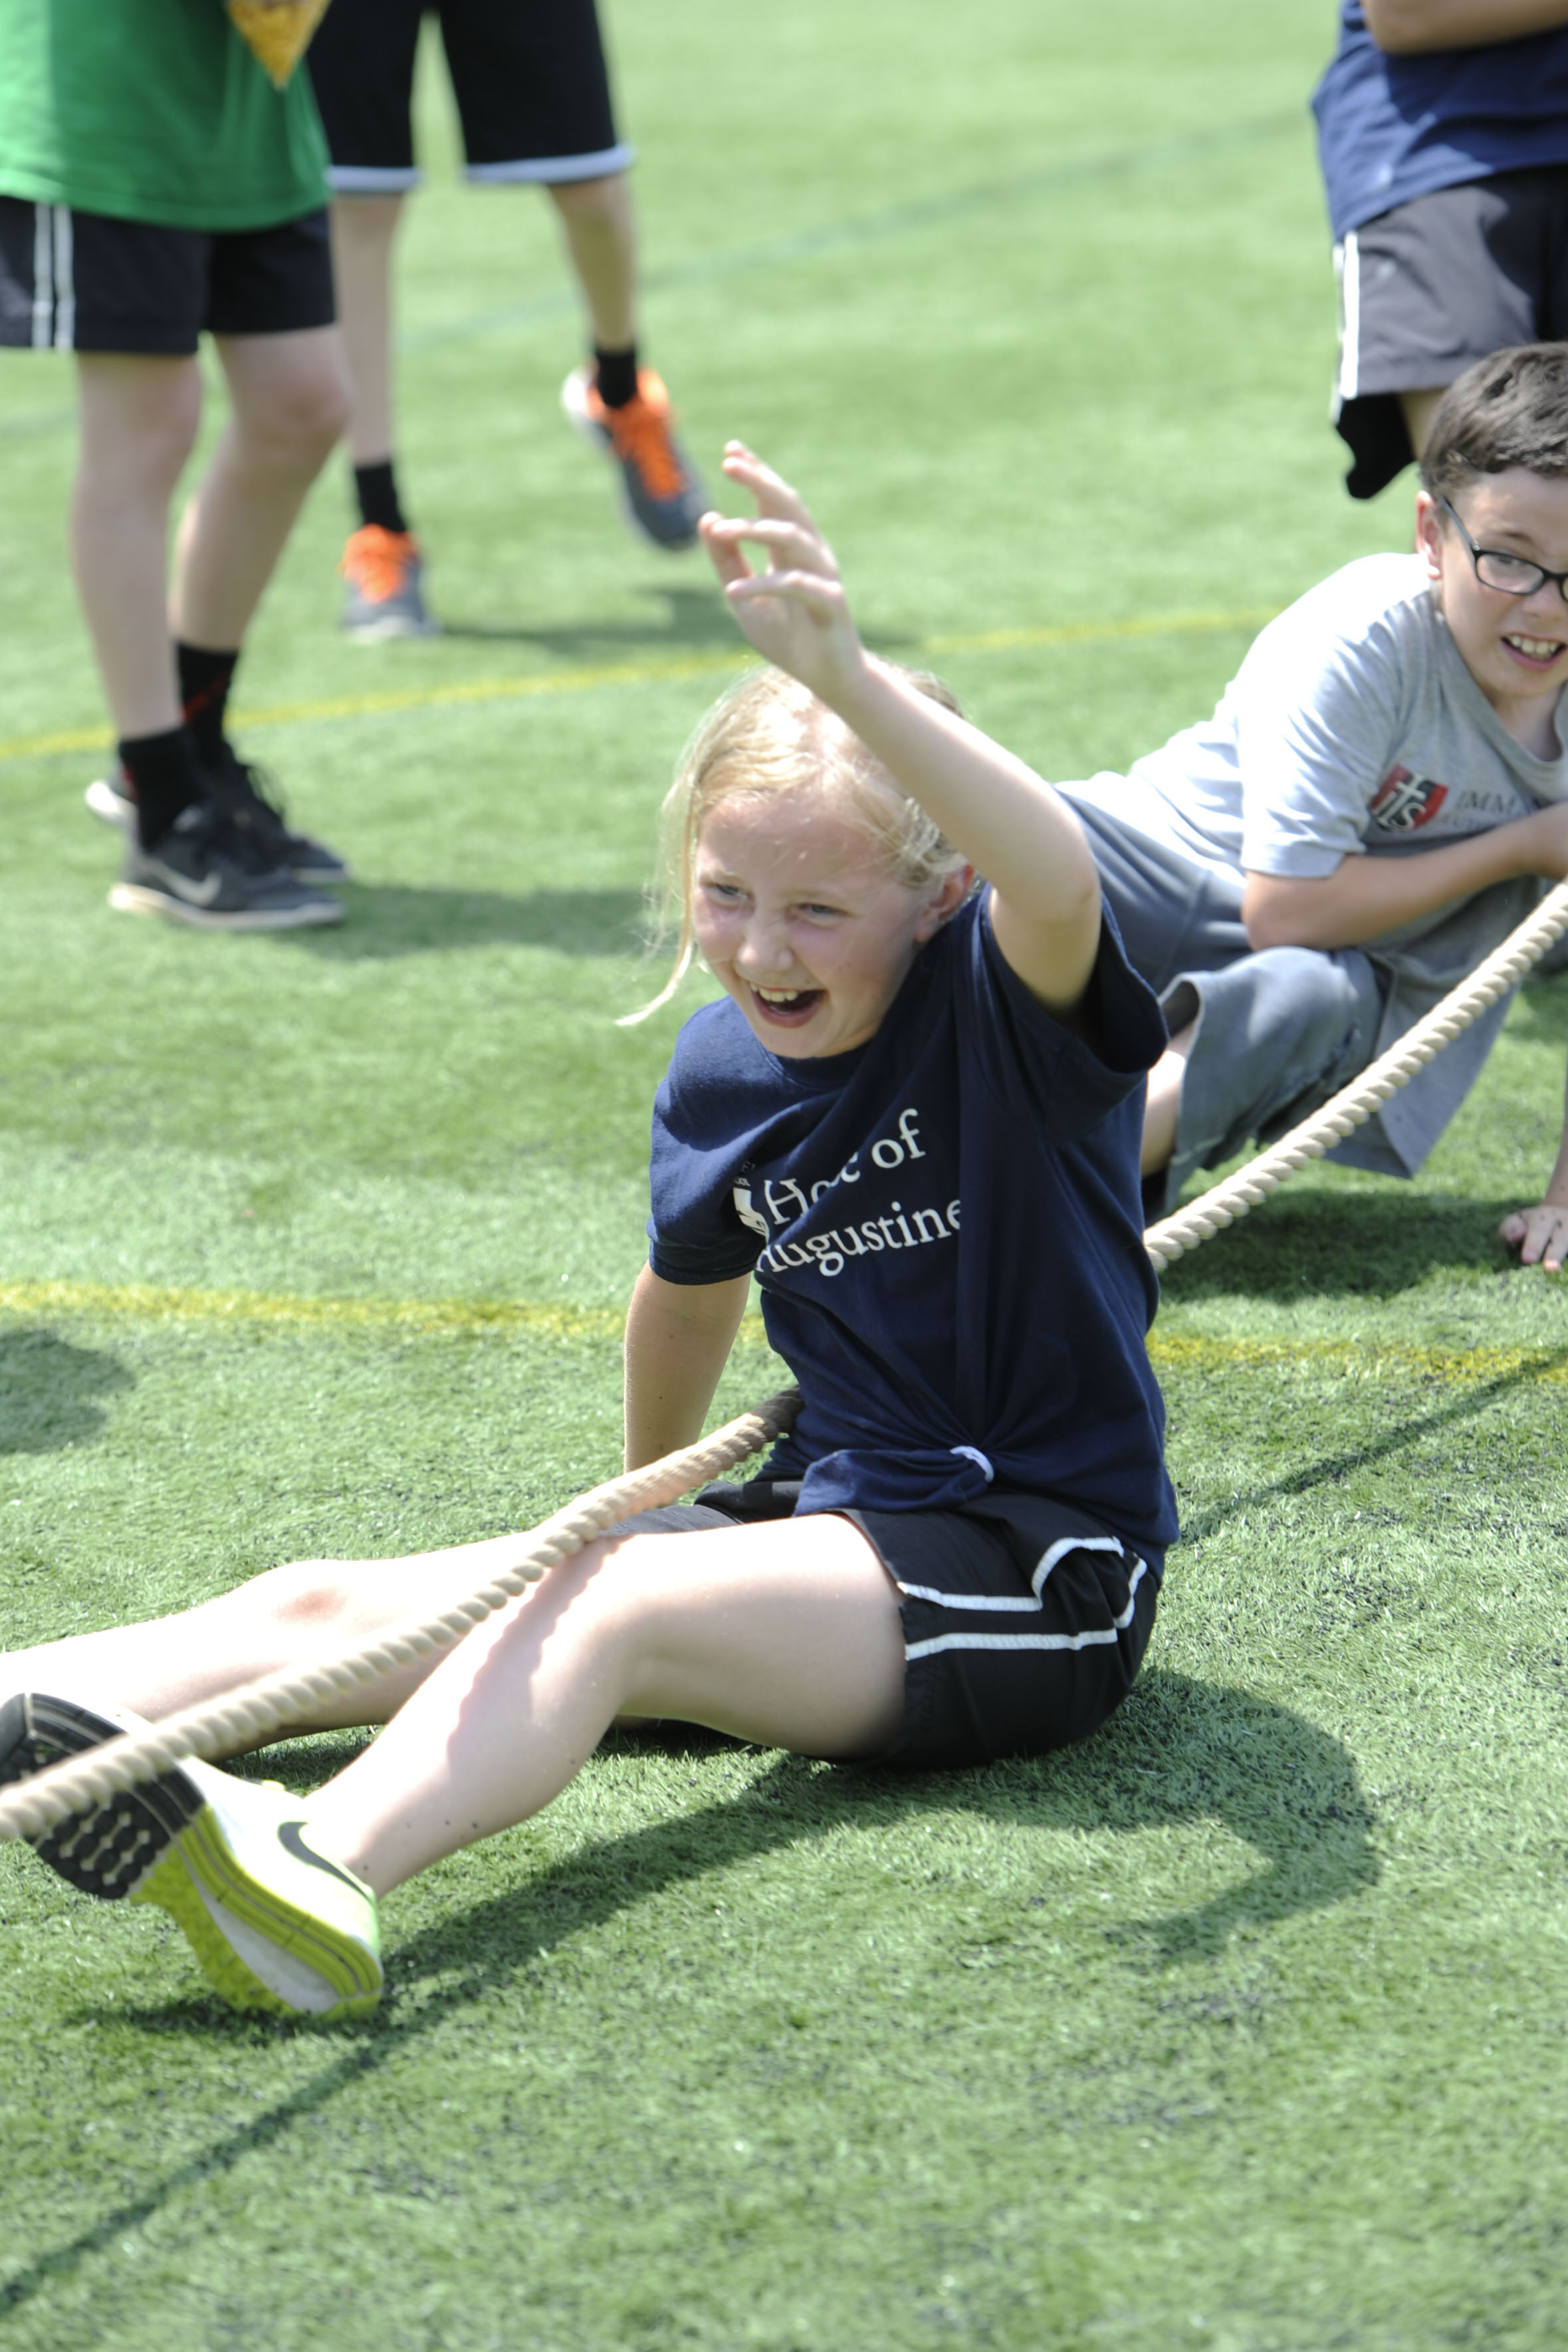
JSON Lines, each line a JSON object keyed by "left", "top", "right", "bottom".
{"left": 1440, "top": 496, "right": 1568, "bottom": 602}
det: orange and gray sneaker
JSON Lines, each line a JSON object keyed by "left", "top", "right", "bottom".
{"left": 560, "top": 364, "right": 707, "bottom": 551}
{"left": 339, "top": 525, "right": 438, "bottom": 641}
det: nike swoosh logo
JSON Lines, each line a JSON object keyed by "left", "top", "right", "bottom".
{"left": 279, "top": 1819, "right": 364, "bottom": 1893}
{"left": 148, "top": 861, "right": 223, "bottom": 907}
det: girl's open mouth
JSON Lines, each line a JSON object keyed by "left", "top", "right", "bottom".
{"left": 750, "top": 983, "right": 825, "bottom": 1026}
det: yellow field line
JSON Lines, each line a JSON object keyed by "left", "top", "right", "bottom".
{"left": 3, "top": 1275, "right": 1563, "bottom": 1385}
{"left": 0, "top": 607, "right": 1274, "bottom": 766}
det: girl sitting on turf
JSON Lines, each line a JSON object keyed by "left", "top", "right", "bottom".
{"left": 0, "top": 446, "right": 1178, "bottom": 2019}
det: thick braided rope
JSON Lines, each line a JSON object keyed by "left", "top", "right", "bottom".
{"left": 1145, "top": 880, "right": 1568, "bottom": 1272}
{"left": 0, "top": 1387, "right": 802, "bottom": 1846}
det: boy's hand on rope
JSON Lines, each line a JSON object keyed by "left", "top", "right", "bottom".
{"left": 1498, "top": 1200, "right": 1568, "bottom": 1272}
{"left": 700, "top": 445, "right": 866, "bottom": 705}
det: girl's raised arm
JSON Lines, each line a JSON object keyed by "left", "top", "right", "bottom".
{"left": 699, "top": 445, "right": 1103, "bottom": 1015}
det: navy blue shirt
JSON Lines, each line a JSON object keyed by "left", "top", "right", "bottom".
{"left": 1313, "top": 3, "right": 1568, "bottom": 242}
{"left": 647, "top": 895, "right": 1178, "bottom": 1573}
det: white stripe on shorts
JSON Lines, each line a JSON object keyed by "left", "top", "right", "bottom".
{"left": 899, "top": 1532, "right": 1127, "bottom": 1613}
{"left": 465, "top": 142, "right": 634, "bottom": 185}
{"left": 903, "top": 1554, "right": 1147, "bottom": 1660}
{"left": 1335, "top": 232, "right": 1361, "bottom": 406}
{"left": 52, "top": 206, "right": 74, "bottom": 350}
{"left": 31, "top": 203, "right": 53, "bottom": 350}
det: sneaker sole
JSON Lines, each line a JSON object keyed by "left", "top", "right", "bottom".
{"left": 133, "top": 1815, "right": 382, "bottom": 2019}
{"left": 341, "top": 610, "right": 440, "bottom": 644}
{"left": 85, "top": 777, "right": 130, "bottom": 828}
{"left": 0, "top": 1692, "right": 199, "bottom": 1897}
{"left": 108, "top": 882, "right": 344, "bottom": 931}
{"left": 0, "top": 1692, "right": 380, "bottom": 2018}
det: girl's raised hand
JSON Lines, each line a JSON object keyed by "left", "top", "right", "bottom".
{"left": 699, "top": 444, "right": 865, "bottom": 703}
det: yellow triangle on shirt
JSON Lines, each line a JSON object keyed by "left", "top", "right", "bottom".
{"left": 227, "top": 0, "right": 332, "bottom": 90}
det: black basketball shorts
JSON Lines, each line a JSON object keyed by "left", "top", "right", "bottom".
{"left": 0, "top": 199, "right": 334, "bottom": 355}
{"left": 612, "top": 1478, "right": 1160, "bottom": 1771}
{"left": 308, "top": 0, "right": 631, "bottom": 193}
{"left": 1331, "top": 163, "right": 1568, "bottom": 499}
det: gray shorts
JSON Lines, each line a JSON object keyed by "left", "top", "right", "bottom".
{"left": 1331, "top": 164, "right": 1568, "bottom": 499}
{"left": 1065, "top": 797, "right": 1388, "bottom": 1213}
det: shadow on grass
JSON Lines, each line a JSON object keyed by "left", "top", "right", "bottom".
{"left": 436, "top": 582, "right": 733, "bottom": 655}
{"left": 1, "top": 1670, "right": 1371, "bottom": 2313}
{"left": 273, "top": 882, "right": 649, "bottom": 963}
{"left": 1157, "top": 1189, "right": 1527, "bottom": 1302}
{"left": 434, "top": 582, "right": 919, "bottom": 661}
{"left": 0, "top": 1329, "right": 132, "bottom": 1456}
{"left": 1176, "top": 1348, "right": 1568, "bottom": 1546}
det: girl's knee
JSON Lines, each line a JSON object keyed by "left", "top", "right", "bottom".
{"left": 245, "top": 1559, "right": 363, "bottom": 1634}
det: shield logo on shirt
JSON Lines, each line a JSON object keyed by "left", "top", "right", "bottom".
{"left": 1369, "top": 764, "right": 1448, "bottom": 833}
{"left": 732, "top": 1183, "right": 770, "bottom": 1238}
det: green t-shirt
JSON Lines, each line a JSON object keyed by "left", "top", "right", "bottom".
{"left": 0, "top": 0, "right": 328, "bottom": 230}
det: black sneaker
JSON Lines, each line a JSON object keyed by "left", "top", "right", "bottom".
{"left": 204, "top": 747, "right": 352, "bottom": 884}
{"left": 108, "top": 801, "right": 344, "bottom": 931}
{"left": 88, "top": 757, "right": 352, "bottom": 885}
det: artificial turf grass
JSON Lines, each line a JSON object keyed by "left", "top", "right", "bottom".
{"left": 4, "top": 1309, "right": 1568, "bottom": 2346}
{"left": 5, "top": 0, "right": 1568, "bottom": 2335}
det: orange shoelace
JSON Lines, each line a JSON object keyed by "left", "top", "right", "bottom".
{"left": 601, "top": 378, "right": 687, "bottom": 499}
{"left": 341, "top": 526, "right": 417, "bottom": 604}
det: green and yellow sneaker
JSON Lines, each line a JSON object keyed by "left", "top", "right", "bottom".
{"left": 0, "top": 1691, "right": 382, "bottom": 2019}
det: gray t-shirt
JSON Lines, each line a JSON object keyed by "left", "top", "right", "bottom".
{"left": 1070, "top": 552, "right": 1568, "bottom": 885}
{"left": 1064, "top": 554, "right": 1568, "bottom": 1175}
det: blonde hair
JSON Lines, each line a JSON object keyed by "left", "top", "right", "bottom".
{"left": 620, "top": 663, "right": 972, "bottom": 1024}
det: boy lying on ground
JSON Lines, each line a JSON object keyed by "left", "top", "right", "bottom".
{"left": 1060, "top": 344, "right": 1568, "bottom": 1268}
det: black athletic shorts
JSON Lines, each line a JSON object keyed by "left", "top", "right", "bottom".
{"left": 0, "top": 199, "right": 335, "bottom": 355}
{"left": 308, "top": 0, "right": 631, "bottom": 193}
{"left": 612, "top": 1478, "right": 1160, "bottom": 1771}
{"left": 1332, "top": 164, "right": 1568, "bottom": 499}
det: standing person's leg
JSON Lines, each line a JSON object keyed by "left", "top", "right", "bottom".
{"left": 554, "top": 169, "right": 707, "bottom": 552}
{"left": 172, "top": 324, "right": 350, "bottom": 648}
{"left": 329, "top": 193, "right": 439, "bottom": 638}
{"left": 162, "top": 314, "right": 356, "bottom": 889}
{"left": 304, "top": 0, "right": 433, "bottom": 635}
{"left": 15, "top": 199, "right": 347, "bottom": 929}
{"left": 70, "top": 354, "right": 202, "bottom": 747}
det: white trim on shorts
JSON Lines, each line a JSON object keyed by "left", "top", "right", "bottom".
{"left": 465, "top": 142, "right": 634, "bottom": 185}
{"left": 326, "top": 165, "right": 424, "bottom": 194}
{"left": 904, "top": 1554, "right": 1149, "bottom": 1661}
{"left": 1334, "top": 231, "right": 1361, "bottom": 406}
{"left": 29, "top": 205, "right": 74, "bottom": 351}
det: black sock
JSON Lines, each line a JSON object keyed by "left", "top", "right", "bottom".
{"left": 175, "top": 643, "right": 240, "bottom": 766}
{"left": 118, "top": 726, "right": 203, "bottom": 850}
{"left": 354, "top": 459, "right": 409, "bottom": 535}
{"left": 593, "top": 344, "right": 639, "bottom": 410}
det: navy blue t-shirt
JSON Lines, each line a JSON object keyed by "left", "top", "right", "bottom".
{"left": 647, "top": 895, "right": 1178, "bottom": 1574}
{"left": 1313, "top": 3, "right": 1568, "bottom": 243}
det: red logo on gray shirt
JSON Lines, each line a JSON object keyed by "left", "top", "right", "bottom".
{"left": 1369, "top": 765, "right": 1448, "bottom": 832}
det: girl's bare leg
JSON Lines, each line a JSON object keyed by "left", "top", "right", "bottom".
{"left": 308, "top": 1514, "right": 906, "bottom": 1895}
{"left": 0, "top": 1529, "right": 554, "bottom": 1738}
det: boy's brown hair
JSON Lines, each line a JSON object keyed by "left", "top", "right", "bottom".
{"left": 1418, "top": 344, "right": 1568, "bottom": 504}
